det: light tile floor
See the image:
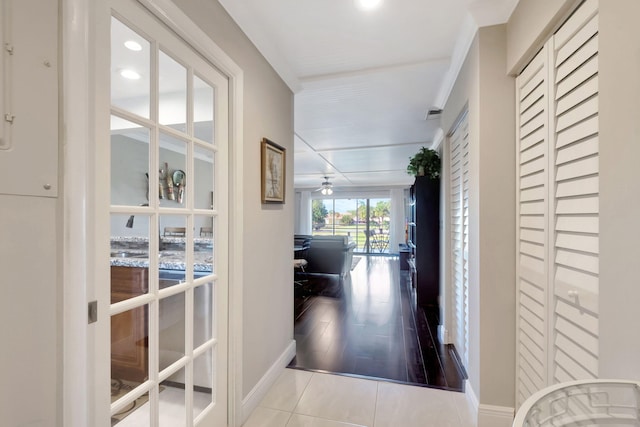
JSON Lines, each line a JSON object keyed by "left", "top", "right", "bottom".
{"left": 243, "top": 369, "right": 477, "bottom": 427}
{"left": 114, "top": 386, "right": 211, "bottom": 426}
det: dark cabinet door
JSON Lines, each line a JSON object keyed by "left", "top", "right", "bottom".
{"left": 111, "top": 266, "right": 149, "bottom": 383}
{"left": 413, "top": 177, "right": 440, "bottom": 308}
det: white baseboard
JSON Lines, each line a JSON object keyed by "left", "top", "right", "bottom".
{"left": 241, "top": 340, "right": 296, "bottom": 425}
{"left": 478, "top": 404, "right": 514, "bottom": 427}
{"left": 465, "top": 379, "right": 479, "bottom": 420}
{"left": 438, "top": 324, "right": 449, "bottom": 344}
{"left": 465, "top": 380, "right": 514, "bottom": 427}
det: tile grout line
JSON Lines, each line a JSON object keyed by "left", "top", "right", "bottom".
{"left": 283, "top": 409, "right": 294, "bottom": 427}
{"left": 372, "top": 380, "right": 380, "bottom": 427}
{"left": 288, "top": 370, "right": 315, "bottom": 418}
{"left": 451, "top": 391, "right": 470, "bottom": 427}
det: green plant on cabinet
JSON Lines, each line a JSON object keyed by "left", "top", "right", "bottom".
{"left": 407, "top": 146, "right": 441, "bottom": 178}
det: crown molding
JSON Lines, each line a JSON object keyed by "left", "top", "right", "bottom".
{"left": 218, "top": 0, "right": 301, "bottom": 93}
{"left": 434, "top": 13, "right": 478, "bottom": 109}
{"left": 467, "top": 0, "right": 520, "bottom": 27}
{"left": 434, "top": 0, "right": 519, "bottom": 109}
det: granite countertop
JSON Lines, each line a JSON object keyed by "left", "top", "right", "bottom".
{"left": 110, "top": 236, "right": 213, "bottom": 272}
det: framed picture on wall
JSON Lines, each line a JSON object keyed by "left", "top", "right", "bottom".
{"left": 261, "top": 138, "right": 286, "bottom": 203}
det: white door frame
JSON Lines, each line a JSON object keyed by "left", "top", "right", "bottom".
{"left": 62, "top": 0, "right": 244, "bottom": 425}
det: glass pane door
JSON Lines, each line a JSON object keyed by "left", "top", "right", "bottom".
{"left": 108, "top": 1, "right": 228, "bottom": 425}
{"left": 367, "top": 198, "right": 391, "bottom": 254}
{"left": 312, "top": 197, "right": 391, "bottom": 254}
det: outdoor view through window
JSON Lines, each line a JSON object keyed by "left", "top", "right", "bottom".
{"left": 312, "top": 198, "right": 391, "bottom": 254}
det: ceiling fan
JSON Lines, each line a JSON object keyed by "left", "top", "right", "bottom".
{"left": 315, "top": 176, "right": 334, "bottom": 195}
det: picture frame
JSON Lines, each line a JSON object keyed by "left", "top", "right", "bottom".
{"left": 261, "top": 138, "right": 286, "bottom": 203}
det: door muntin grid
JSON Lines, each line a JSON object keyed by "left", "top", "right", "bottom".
{"left": 109, "top": 4, "right": 228, "bottom": 425}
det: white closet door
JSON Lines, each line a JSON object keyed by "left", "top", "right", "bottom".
{"left": 551, "top": 0, "right": 599, "bottom": 384}
{"left": 516, "top": 45, "right": 550, "bottom": 406}
{"left": 449, "top": 111, "right": 469, "bottom": 368}
{"left": 515, "top": 0, "right": 599, "bottom": 407}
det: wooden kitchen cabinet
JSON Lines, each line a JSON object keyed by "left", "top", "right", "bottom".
{"left": 111, "top": 266, "right": 149, "bottom": 383}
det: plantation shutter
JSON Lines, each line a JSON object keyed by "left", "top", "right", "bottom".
{"left": 516, "top": 45, "right": 550, "bottom": 406}
{"left": 515, "top": 0, "right": 599, "bottom": 407}
{"left": 550, "top": 0, "right": 599, "bottom": 383}
{"left": 449, "top": 111, "right": 469, "bottom": 368}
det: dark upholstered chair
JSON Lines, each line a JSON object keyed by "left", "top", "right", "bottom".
{"left": 294, "top": 234, "right": 312, "bottom": 260}
{"left": 304, "top": 235, "right": 356, "bottom": 279}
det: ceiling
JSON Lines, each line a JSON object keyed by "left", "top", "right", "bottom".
{"left": 218, "top": 0, "right": 519, "bottom": 190}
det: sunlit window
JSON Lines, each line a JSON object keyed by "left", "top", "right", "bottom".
{"left": 312, "top": 197, "right": 391, "bottom": 254}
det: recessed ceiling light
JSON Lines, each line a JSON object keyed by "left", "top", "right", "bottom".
{"left": 124, "top": 40, "right": 142, "bottom": 51}
{"left": 120, "top": 69, "right": 141, "bottom": 80}
{"left": 356, "top": 0, "right": 382, "bottom": 10}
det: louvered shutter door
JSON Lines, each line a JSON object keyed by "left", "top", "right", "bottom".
{"left": 551, "top": 0, "right": 599, "bottom": 383}
{"left": 450, "top": 112, "right": 469, "bottom": 367}
{"left": 515, "top": 0, "right": 599, "bottom": 407}
{"left": 516, "top": 46, "right": 550, "bottom": 406}
{"left": 461, "top": 117, "right": 470, "bottom": 368}
{"left": 450, "top": 119, "right": 463, "bottom": 359}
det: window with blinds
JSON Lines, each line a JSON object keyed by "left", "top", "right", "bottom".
{"left": 515, "top": 0, "right": 599, "bottom": 407}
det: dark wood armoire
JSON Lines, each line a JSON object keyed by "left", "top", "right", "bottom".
{"left": 408, "top": 176, "right": 440, "bottom": 308}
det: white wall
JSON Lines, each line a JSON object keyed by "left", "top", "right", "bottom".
{"left": 476, "top": 25, "right": 516, "bottom": 408}
{"left": 0, "top": 1, "right": 60, "bottom": 425}
{"left": 598, "top": 0, "right": 640, "bottom": 381}
{"left": 440, "top": 24, "right": 516, "bottom": 412}
{"left": 170, "top": 0, "right": 295, "bottom": 402}
{"left": 0, "top": 197, "right": 60, "bottom": 426}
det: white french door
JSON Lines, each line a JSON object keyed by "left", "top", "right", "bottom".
{"left": 103, "top": 0, "right": 229, "bottom": 425}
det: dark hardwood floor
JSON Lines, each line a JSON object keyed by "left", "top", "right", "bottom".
{"left": 288, "top": 255, "right": 466, "bottom": 391}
